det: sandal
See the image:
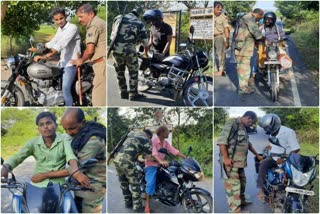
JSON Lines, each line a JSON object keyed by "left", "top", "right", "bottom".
{"left": 258, "top": 190, "right": 265, "bottom": 202}
{"left": 239, "top": 86, "right": 255, "bottom": 95}
{"left": 144, "top": 207, "right": 151, "bottom": 213}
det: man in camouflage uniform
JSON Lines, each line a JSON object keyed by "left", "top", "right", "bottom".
{"left": 214, "top": 1, "right": 230, "bottom": 76}
{"left": 31, "top": 108, "right": 106, "bottom": 213}
{"left": 216, "top": 111, "right": 263, "bottom": 213}
{"left": 113, "top": 130, "right": 152, "bottom": 212}
{"left": 70, "top": 4, "right": 106, "bottom": 106}
{"left": 111, "top": 10, "right": 149, "bottom": 100}
{"left": 235, "top": 8, "right": 264, "bottom": 94}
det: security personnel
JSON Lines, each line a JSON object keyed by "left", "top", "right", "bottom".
{"left": 235, "top": 8, "right": 264, "bottom": 95}
{"left": 111, "top": 10, "right": 149, "bottom": 100}
{"left": 216, "top": 111, "right": 262, "bottom": 213}
{"left": 214, "top": 1, "right": 230, "bottom": 76}
{"left": 70, "top": 4, "right": 106, "bottom": 106}
{"left": 113, "top": 130, "right": 152, "bottom": 212}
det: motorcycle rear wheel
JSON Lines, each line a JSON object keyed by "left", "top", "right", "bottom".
{"left": 182, "top": 191, "right": 213, "bottom": 213}
{"left": 183, "top": 76, "right": 213, "bottom": 106}
{"left": 138, "top": 69, "right": 152, "bottom": 92}
{"left": 1, "top": 81, "right": 25, "bottom": 106}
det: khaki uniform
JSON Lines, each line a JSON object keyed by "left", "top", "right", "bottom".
{"left": 216, "top": 118, "right": 251, "bottom": 212}
{"left": 235, "top": 13, "right": 263, "bottom": 89}
{"left": 214, "top": 14, "right": 230, "bottom": 73}
{"left": 74, "top": 136, "right": 106, "bottom": 213}
{"left": 86, "top": 16, "right": 106, "bottom": 106}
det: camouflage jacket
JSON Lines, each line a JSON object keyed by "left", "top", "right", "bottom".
{"left": 235, "top": 12, "right": 263, "bottom": 56}
{"left": 216, "top": 118, "right": 251, "bottom": 168}
{"left": 113, "top": 131, "right": 152, "bottom": 167}
{"left": 112, "top": 13, "right": 148, "bottom": 55}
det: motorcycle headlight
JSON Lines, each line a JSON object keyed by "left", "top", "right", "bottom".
{"left": 6, "top": 57, "right": 16, "bottom": 72}
{"left": 291, "top": 165, "right": 314, "bottom": 187}
{"left": 268, "top": 50, "right": 278, "bottom": 60}
{"left": 190, "top": 170, "right": 204, "bottom": 181}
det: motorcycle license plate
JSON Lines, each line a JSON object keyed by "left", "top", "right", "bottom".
{"left": 285, "top": 187, "right": 315, "bottom": 196}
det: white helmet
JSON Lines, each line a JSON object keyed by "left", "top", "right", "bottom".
{"left": 259, "top": 114, "right": 281, "bottom": 135}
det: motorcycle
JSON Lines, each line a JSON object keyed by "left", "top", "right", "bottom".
{"left": 1, "top": 158, "right": 98, "bottom": 213}
{"left": 136, "top": 146, "right": 213, "bottom": 213}
{"left": 1, "top": 38, "right": 94, "bottom": 106}
{"left": 138, "top": 25, "right": 213, "bottom": 106}
{"left": 256, "top": 137, "right": 319, "bottom": 212}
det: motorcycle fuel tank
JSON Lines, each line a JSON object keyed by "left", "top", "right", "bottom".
{"left": 27, "top": 62, "right": 62, "bottom": 79}
{"left": 162, "top": 55, "right": 190, "bottom": 69}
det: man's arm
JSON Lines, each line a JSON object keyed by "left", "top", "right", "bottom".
{"left": 224, "top": 27, "right": 230, "bottom": 49}
{"left": 219, "top": 144, "right": 233, "bottom": 166}
{"left": 249, "top": 143, "right": 263, "bottom": 161}
{"left": 70, "top": 43, "right": 95, "bottom": 67}
{"left": 162, "top": 35, "right": 172, "bottom": 55}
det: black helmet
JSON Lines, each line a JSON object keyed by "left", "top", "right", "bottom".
{"left": 264, "top": 12, "right": 277, "bottom": 26}
{"left": 143, "top": 9, "right": 163, "bottom": 22}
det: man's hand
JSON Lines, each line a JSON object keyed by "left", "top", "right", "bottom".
{"left": 276, "top": 158, "right": 285, "bottom": 164}
{"left": 70, "top": 59, "right": 84, "bottom": 67}
{"left": 256, "top": 154, "right": 264, "bottom": 161}
{"left": 265, "top": 145, "right": 272, "bottom": 150}
{"left": 225, "top": 40, "right": 230, "bottom": 49}
{"left": 223, "top": 158, "right": 233, "bottom": 167}
{"left": 33, "top": 55, "right": 45, "bottom": 62}
{"left": 73, "top": 171, "right": 91, "bottom": 187}
{"left": 31, "top": 172, "right": 48, "bottom": 183}
{"left": 160, "top": 160, "right": 169, "bottom": 167}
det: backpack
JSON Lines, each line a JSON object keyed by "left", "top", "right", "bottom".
{"left": 110, "top": 15, "right": 123, "bottom": 42}
{"left": 71, "top": 121, "right": 106, "bottom": 156}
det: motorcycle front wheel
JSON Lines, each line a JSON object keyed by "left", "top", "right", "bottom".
{"left": 1, "top": 81, "right": 25, "bottom": 106}
{"left": 182, "top": 190, "right": 213, "bottom": 213}
{"left": 270, "top": 71, "right": 279, "bottom": 102}
{"left": 183, "top": 76, "right": 213, "bottom": 107}
{"left": 138, "top": 69, "right": 152, "bottom": 92}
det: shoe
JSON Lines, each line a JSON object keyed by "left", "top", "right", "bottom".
{"left": 125, "top": 201, "right": 133, "bottom": 209}
{"left": 129, "top": 92, "right": 146, "bottom": 101}
{"left": 214, "top": 71, "right": 225, "bottom": 76}
{"left": 238, "top": 87, "right": 255, "bottom": 95}
{"left": 144, "top": 207, "right": 151, "bottom": 213}
{"left": 241, "top": 200, "right": 253, "bottom": 207}
{"left": 120, "top": 91, "right": 129, "bottom": 99}
{"left": 133, "top": 207, "right": 145, "bottom": 213}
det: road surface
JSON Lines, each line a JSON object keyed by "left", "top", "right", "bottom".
{"left": 108, "top": 165, "right": 212, "bottom": 213}
{"left": 1, "top": 157, "right": 107, "bottom": 213}
{"left": 214, "top": 36, "right": 319, "bottom": 106}
{"left": 214, "top": 127, "right": 272, "bottom": 213}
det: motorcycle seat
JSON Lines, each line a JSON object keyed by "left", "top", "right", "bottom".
{"left": 24, "top": 182, "right": 61, "bottom": 213}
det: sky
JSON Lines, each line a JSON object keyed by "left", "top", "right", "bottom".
{"left": 254, "top": 0, "right": 277, "bottom": 12}
{"left": 227, "top": 107, "right": 266, "bottom": 118}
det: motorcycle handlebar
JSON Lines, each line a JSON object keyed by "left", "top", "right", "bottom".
{"left": 269, "top": 152, "right": 288, "bottom": 158}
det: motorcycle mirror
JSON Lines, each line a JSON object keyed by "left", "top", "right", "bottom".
{"left": 189, "top": 25, "right": 195, "bottom": 35}
{"left": 158, "top": 148, "right": 169, "bottom": 155}
{"left": 29, "top": 35, "right": 35, "bottom": 47}
{"left": 268, "top": 136, "right": 280, "bottom": 146}
{"left": 1, "top": 157, "right": 3, "bottom": 165}
{"left": 179, "top": 43, "right": 187, "bottom": 47}
{"left": 186, "top": 146, "right": 192, "bottom": 156}
{"left": 80, "top": 158, "right": 98, "bottom": 169}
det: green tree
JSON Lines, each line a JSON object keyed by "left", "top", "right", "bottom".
{"left": 214, "top": 108, "right": 228, "bottom": 134}
{"left": 220, "top": 1, "right": 256, "bottom": 21}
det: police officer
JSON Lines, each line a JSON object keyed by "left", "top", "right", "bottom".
{"left": 31, "top": 108, "right": 106, "bottom": 213}
{"left": 70, "top": 4, "right": 106, "bottom": 106}
{"left": 235, "top": 8, "right": 264, "bottom": 95}
{"left": 217, "top": 111, "right": 263, "bottom": 213}
{"left": 214, "top": 1, "right": 230, "bottom": 76}
{"left": 111, "top": 10, "right": 149, "bottom": 100}
{"left": 113, "top": 130, "right": 152, "bottom": 212}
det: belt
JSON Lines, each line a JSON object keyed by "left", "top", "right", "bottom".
{"left": 93, "top": 57, "right": 105, "bottom": 64}
{"left": 214, "top": 33, "right": 224, "bottom": 37}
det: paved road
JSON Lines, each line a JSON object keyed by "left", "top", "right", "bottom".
{"left": 107, "top": 60, "right": 184, "bottom": 107}
{"left": 1, "top": 157, "right": 107, "bottom": 213}
{"left": 214, "top": 36, "right": 319, "bottom": 106}
{"left": 214, "top": 127, "right": 272, "bottom": 213}
{"left": 108, "top": 165, "right": 212, "bottom": 213}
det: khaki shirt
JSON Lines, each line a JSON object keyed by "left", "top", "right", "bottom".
{"left": 214, "top": 14, "right": 230, "bottom": 36}
{"left": 216, "top": 118, "right": 251, "bottom": 168}
{"left": 5, "top": 133, "right": 76, "bottom": 187}
{"left": 86, "top": 16, "right": 106, "bottom": 61}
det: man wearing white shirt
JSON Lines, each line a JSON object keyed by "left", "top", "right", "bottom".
{"left": 257, "top": 114, "right": 300, "bottom": 200}
{"left": 34, "top": 8, "right": 81, "bottom": 106}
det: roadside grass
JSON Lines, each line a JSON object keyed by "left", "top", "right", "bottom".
{"left": 290, "top": 20, "right": 319, "bottom": 72}
{"left": 300, "top": 142, "right": 319, "bottom": 213}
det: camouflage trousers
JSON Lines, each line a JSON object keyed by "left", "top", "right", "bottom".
{"left": 214, "top": 35, "right": 226, "bottom": 72}
{"left": 224, "top": 167, "right": 246, "bottom": 213}
{"left": 112, "top": 52, "right": 139, "bottom": 95}
{"left": 236, "top": 55, "right": 251, "bottom": 89}
{"left": 75, "top": 181, "right": 106, "bottom": 213}
{"left": 114, "top": 162, "right": 143, "bottom": 210}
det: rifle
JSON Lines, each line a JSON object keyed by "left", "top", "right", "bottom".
{"left": 107, "top": 15, "right": 124, "bottom": 59}
{"left": 230, "top": 13, "right": 245, "bottom": 64}
{"left": 107, "top": 128, "right": 130, "bottom": 164}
